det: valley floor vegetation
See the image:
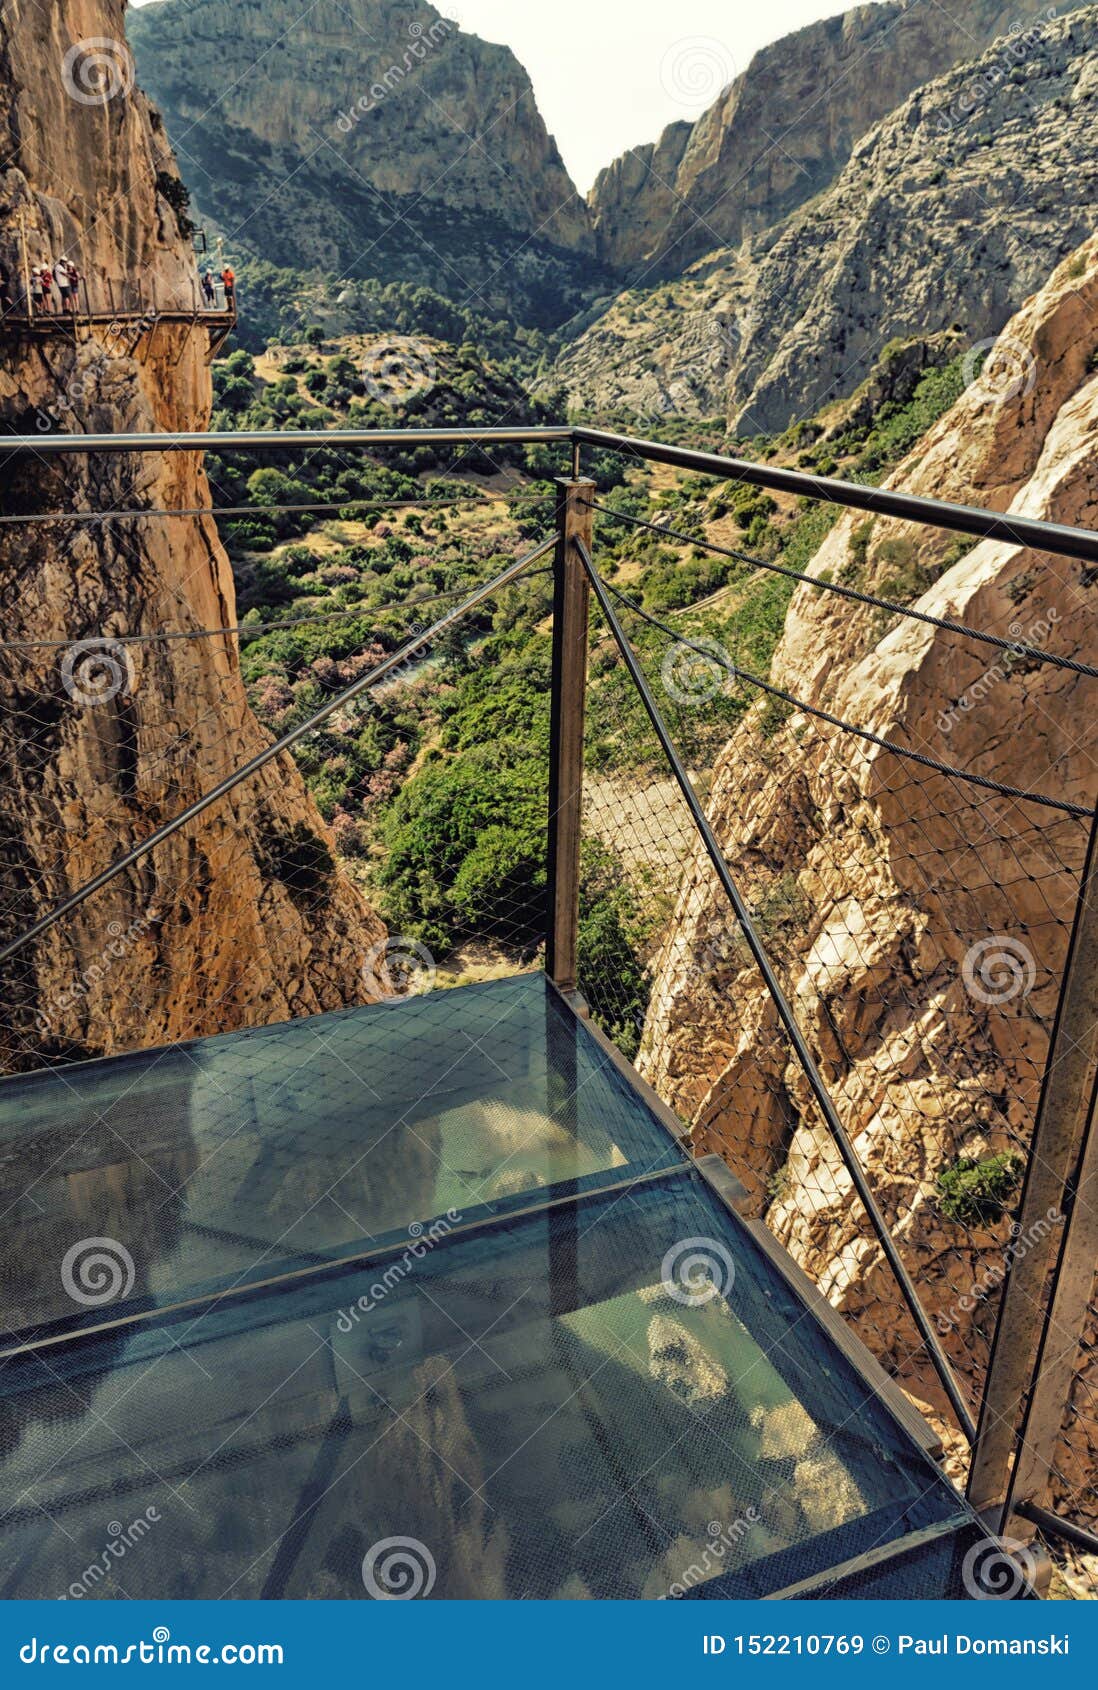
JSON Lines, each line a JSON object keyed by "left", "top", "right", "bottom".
{"left": 209, "top": 285, "right": 978, "bottom": 1053}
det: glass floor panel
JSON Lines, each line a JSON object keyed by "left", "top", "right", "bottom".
{"left": 0, "top": 1166, "right": 976, "bottom": 1601}
{"left": 0, "top": 975, "right": 682, "bottom": 1338}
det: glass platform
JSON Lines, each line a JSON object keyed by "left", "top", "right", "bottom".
{"left": 0, "top": 975, "right": 1034, "bottom": 1600}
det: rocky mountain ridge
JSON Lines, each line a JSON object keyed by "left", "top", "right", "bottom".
{"left": 589, "top": 0, "right": 1020, "bottom": 273}
{"left": 127, "top": 0, "right": 1039, "bottom": 343}
{"left": 559, "top": 6, "right": 1098, "bottom": 431}
{"left": 128, "top": 0, "right": 604, "bottom": 329}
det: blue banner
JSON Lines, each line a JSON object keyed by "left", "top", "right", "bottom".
{"left": 0, "top": 1600, "right": 1088, "bottom": 1686}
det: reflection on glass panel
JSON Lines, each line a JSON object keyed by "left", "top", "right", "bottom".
{"left": 0, "top": 1171, "right": 960, "bottom": 1600}
{"left": 0, "top": 976, "right": 680, "bottom": 1335}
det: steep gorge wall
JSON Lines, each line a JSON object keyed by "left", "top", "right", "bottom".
{"left": 128, "top": 0, "right": 599, "bottom": 326}
{"left": 589, "top": 0, "right": 1018, "bottom": 273}
{"left": 563, "top": 8, "right": 1098, "bottom": 431}
{"left": 0, "top": 0, "right": 384, "bottom": 1068}
{"left": 638, "top": 240, "right": 1098, "bottom": 1503}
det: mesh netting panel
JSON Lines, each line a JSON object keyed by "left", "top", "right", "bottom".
{"left": 0, "top": 1164, "right": 968, "bottom": 1601}
{"left": 0, "top": 975, "right": 684, "bottom": 1340}
{"left": 0, "top": 558, "right": 552, "bottom": 1078}
{"left": 577, "top": 579, "right": 1093, "bottom": 1532}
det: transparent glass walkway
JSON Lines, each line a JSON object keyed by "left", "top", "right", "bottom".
{"left": 0, "top": 976, "right": 1033, "bottom": 1599}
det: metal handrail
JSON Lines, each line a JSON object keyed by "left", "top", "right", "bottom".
{"left": 574, "top": 533, "right": 979, "bottom": 1443}
{"left": 573, "top": 425, "right": 1098, "bottom": 568}
{"left": 0, "top": 536, "right": 554, "bottom": 969}
{"left": 7, "top": 421, "right": 1098, "bottom": 565}
{"left": 2, "top": 425, "right": 572, "bottom": 458}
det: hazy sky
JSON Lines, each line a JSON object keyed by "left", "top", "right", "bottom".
{"left": 128, "top": 0, "right": 859, "bottom": 192}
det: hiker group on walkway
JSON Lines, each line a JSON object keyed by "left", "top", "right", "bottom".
{"left": 200, "top": 265, "right": 235, "bottom": 311}
{"left": 28, "top": 257, "right": 85, "bottom": 314}
{"left": 1, "top": 256, "right": 237, "bottom": 321}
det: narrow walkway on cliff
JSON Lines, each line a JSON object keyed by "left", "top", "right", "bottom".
{"left": 2, "top": 284, "right": 237, "bottom": 365}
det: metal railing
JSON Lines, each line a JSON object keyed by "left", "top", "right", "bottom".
{"left": 2, "top": 421, "right": 1097, "bottom": 1578}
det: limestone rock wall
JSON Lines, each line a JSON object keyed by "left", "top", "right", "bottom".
{"left": 0, "top": 0, "right": 385, "bottom": 1067}
{"left": 589, "top": 0, "right": 1018, "bottom": 273}
{"left": 127, "top": 0, "right": 600, "bottom": 326}
{"left": 638, "top": 239, "right": 1098, "bottom": 1509}
{"left": 563, "top": 8, "right": 1098, "bottom": 431}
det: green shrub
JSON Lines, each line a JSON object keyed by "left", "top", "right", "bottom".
{"left": 376, "top": 746, "right": 545, "bottom": 952}
{"left": 935, "top": 1152, "right": 1024, "bottom": 1227}
{"left": 577, "top": 843, "right": 652, "bottom": 1061}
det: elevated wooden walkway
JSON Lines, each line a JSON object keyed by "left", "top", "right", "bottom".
{"left": 6, "top": 305, "right": 236, "bottom": 364}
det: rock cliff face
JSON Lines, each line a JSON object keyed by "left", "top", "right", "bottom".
{"left": 589, "top": 0, "right": 1019, "bottom": 273}
{"left": 638, "top": 239, "right": 1098, "bottom": 1503}
{"left": 562, "top": 7, "right": 1098, "bottom": 431}
{"left": 128, "top": 0, "right": 601, "bottom": 328}
{"left": 0, "top": 0, "right": 385, "bottom": 1069}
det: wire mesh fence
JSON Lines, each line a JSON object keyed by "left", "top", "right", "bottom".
{"left": 574, "top": 518, "right": 1098, "bottom": 1592}
{"left": 2, "top": 426, "right": 1097, "bottom": 1593}
{"left": 0, "top": 510, "right": 555, "bottom": 1075}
